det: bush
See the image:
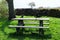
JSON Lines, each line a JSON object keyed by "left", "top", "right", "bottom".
{"left": 0, "top": 0, "right": 8, "bottom": 19}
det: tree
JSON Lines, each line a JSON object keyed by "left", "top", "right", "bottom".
{"left": 29, "top": 2, "right": 35, "bottom": 9}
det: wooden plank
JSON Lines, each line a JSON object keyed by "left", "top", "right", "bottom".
{"left": 43, "top": 23, "right": 49, "bottom": 24}
{"left": 12, "top": 18, "right": 49, "bottom": 20}
{"left": 24, "top": 22, "right": 49, "bottom": 24}
{"left": 9, "top": 25, "right": 49, "bottom": 28}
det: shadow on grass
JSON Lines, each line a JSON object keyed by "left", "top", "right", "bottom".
{"left": 0, "top": 19, "right": 11, "bottom": 35}
{"left": 8, "top": 32, "right": 52, "bottom": 40}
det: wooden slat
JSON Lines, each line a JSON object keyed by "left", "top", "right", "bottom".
{"left": 12, "top": 18, "right": 49, "bottom": 20}
{"left": 9, "top": 25, "right": 49, "bottom": 28}
{"left": 24, "top": 22, "right": 49, "bottom": 25}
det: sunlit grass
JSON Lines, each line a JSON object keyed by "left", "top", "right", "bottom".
{"left": 0, "top": 16, "right": 60, "bottom": 40}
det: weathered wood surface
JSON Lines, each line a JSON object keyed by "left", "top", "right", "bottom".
{"left": 12, "top": 18, "right": 49, "bottom": 20}
{"left": 9, "top": 25, "right": 49, "bottom": 28}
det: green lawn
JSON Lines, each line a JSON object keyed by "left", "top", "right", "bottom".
{"left": 0, "top": 16, "right": 60, "bottom": 40}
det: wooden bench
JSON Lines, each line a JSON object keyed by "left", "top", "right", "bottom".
{"left": 9, "top": 18, "right": 49, "bottom": 28}
{"left": 9, "top": 18, "right": 49, "bottom": 36}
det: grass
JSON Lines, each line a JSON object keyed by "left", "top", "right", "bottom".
{"left": 0, "top": 16, "right": 60, "bottom": 40}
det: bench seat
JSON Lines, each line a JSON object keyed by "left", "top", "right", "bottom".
{"left": 9, "top": 25, "right": 49, "bottom": 28}
{"left": 12, "top": 18, "right": 49, "bottom": 20}
{"left": 24, "top": 22, "right": 49, "bottom": 25}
